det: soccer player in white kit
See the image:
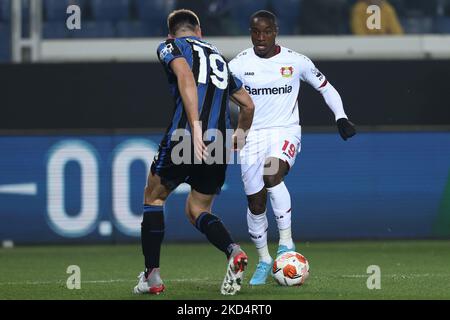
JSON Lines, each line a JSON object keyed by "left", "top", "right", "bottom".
{"left": 229, "top": 10, "right": 356, "bottom": 285}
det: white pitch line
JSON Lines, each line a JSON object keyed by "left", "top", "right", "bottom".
{"left": 1, "top": 274, "right": 446, "bottom": 286}
{"left": 0, "top": 278, "right": 216, "bottom": 286}
{"left": 340, "top": 273, "right": 441, "bottom": 278}
{"left": 0, "top": 183, "right": 37, "bottom": 195}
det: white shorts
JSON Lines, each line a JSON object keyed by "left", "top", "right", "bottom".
{"left": 239, "top": 126, "right": 301, "bottom": 195}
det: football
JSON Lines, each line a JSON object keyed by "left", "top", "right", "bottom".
{"left": 272, "top": 251, "right": 309, "bottom": 286}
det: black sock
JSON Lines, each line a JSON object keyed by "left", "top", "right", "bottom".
{"left": 141, "top": 204, "right": 165, "bottom": 275}
{"left": 195, "top": 212, "right": 236, "bottom": 259}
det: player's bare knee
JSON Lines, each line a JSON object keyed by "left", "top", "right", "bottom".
{"left": 144, "top": 185, "right": 169, "bottom": 206}
{"left": 144, "top": 185, "right": 153, "bottom": 198}
{"left": 185, "top": 206, "right": 207, "bottom": 225}
{"left": 247, "top": 188, "right": 267, "bottom": 214}
{"left": 248, "top": 202, "right": 266, "bottom": 215}
{"left": 247, "top": 196, "right": 266, "bottom": 214}
{"left": 144, "top": 196, "right": 166, "bottom": 207}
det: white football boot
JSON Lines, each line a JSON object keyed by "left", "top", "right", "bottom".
{"left": 220, "top": 245, "right": 248, "bottom": 295}
{"left": 133, "top": 268, "right": 165, "bottom": 295}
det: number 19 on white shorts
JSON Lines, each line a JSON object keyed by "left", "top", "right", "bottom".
{"left": 239, "top": 126, "right": 301, "bottom": 195}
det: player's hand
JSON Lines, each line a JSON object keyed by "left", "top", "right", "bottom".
{"left": 192, "top": 126, "right": 208, "bottom": 162}
{"left": 336, "top": 118, "right": 356, "bottom": 141}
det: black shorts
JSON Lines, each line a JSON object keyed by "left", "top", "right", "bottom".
{"left": 150, "top": 137, "right": 228, "bottom": 195}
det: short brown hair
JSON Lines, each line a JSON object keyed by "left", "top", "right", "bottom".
{"left": 167, "top": 9, "right": 200, "bottom": 35}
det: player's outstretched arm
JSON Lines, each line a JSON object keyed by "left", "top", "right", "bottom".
{"left": 319, "top": 83, "right": 356, "bottom": 141}
{"left": 301, "top": 57, "right": 356, "bottom": 141}
{"left": 230, "top": 87, "right": 255, "bottom": 150}
{"left": 170, "top": 58, "right": 207, "bottom": 160}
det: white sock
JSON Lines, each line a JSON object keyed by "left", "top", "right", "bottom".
{"left": 256, "top": 244, "right": 272, "bottom": 264}
{"left": 279, "top": 227, "right": 293, "bottom": 248}
{"left": 267, "top": 182, "right": 294, "bottom": 249}
{"left": 247, "top": 209, "right": 272, "bottom": 264}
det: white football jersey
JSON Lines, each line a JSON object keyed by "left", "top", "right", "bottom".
{"left": 229, "top": 46, "right": 328, "bottom": 131}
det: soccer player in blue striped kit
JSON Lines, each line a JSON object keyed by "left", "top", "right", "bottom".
{"left": 133, "top": 9, "right": 255, "bottom": 296}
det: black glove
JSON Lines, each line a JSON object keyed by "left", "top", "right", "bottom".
{"left": 336, "top": 118, "right": 356, "bottom": 141}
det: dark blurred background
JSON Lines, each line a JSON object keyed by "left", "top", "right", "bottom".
{"left": 0, "top": 0, "right": 449, "bottom": 244}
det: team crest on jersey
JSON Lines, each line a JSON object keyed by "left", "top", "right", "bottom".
{"left": 280, "top": 66, "right": 294, "bottom": 78}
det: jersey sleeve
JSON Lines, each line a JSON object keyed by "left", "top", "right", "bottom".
{"left": 228, "top": 57, "right": 243, "bottom": 83}
{"left": 227, "top": 57, "right": 243, "bottom": 94}
{"left": 299, "top": 55, "right": 347, "bottom": 120}
{"left": 157, "top": 39, "right": 184, "bottom": 70}
{"left": 299, "top": 55, "right": 328, "bottom": 90}
{"left": 229, "top": 72, "right": 243, "bottom": 94}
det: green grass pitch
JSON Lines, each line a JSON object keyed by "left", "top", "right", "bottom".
{"left": 1, "top": 240, "right": 449, "bottom": 300}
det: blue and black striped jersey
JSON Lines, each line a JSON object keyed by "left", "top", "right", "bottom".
{"left": 157, "top": 36, "right": 242, "bottom": 139}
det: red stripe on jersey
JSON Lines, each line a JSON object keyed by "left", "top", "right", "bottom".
{"left": 319, "top": 79, "right": 328, "bottom": 88}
